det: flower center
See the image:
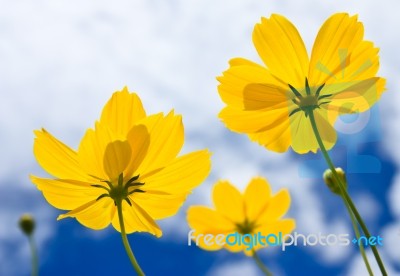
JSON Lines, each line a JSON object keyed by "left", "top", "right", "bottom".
{"left": 299, "top": 95, "right": 318, "bottom": 108}
{"left": 235, "top": 219, "right": 256, "bottom": 235}
{"left": 288, "top": 78, "right": 331, "bottom": 117}
{"left": 91, "top": 173, "right": 145, "bottom": 206}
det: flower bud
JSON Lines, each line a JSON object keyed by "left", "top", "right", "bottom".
{"left": 323, "top": 167, "right": 347, "bottom": 195}
{"left": 19, "top": 214, "right": 35, "bottom": 236}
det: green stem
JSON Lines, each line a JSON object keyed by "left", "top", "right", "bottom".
{"left": 252, "top": 250, "right": 273, "bottom": 276}
{"left": 308, "top": 110, "right": 387, "bottom": 276}
{"left": 342, "top": 197, "right": 373, "bottom": 275}
{"left": 28, "top": 235, "right": 38, "bottom": 276}
{"left": 116, "top": 200, "right": 145, "bottom": 276}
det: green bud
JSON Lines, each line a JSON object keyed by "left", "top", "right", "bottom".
{"left": 323, "top": 167, "right": 347, "bottom": 195}
{"left": 19, "top": 214, "right": 35, "bottom": 236}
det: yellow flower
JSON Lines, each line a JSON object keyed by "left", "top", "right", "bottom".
{"left": 187, "top": 177, "right": 295, "bottom": 256}
{"left": 31, "top": 87, "right": 211, "bottom": 237}
{"left": 218, "top": 13, "right": 386, "bottom": 154}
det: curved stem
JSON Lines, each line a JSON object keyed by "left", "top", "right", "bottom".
{"left": 116, "top": 200, "right": 145, "bottom": 276}
{"left": 28, "top": 235, "right": 38, "bottom": 276}
{"left": 252, "top": 250, "right": 273, "bottom": 276}
{"left": 342, "top": 197, "right": 373, "bottom": 275}
{"left": 308, "top": 110, "right": 387, "bottom": 276}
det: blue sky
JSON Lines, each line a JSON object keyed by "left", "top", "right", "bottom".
{"left": 1, "top": 0, "right": 400, "bottom": 275}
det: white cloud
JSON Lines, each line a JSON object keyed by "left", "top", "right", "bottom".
{"left": 381, "top": 222, "right": 400, "bottom": 266}
{"left": 207, "top": 258, "right": 262, "bottom": 276}
{"left": 0, "top": 0, "right": 399, "bottom": 275}
{"left": 353, "top": 193, "right": 382, "bottom": 226}
{"left": 388, "top": 163, "right": 400, "bottom": 220}
{"left": 347, "top": 250, "right": 400, "bottom": 276}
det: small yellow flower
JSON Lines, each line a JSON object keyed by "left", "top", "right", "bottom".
{"left": 187, "top": 177, "right": 295, "bottom": 256}
{"left": 218, "top": 13, "right": 386, "bottom": 154}
{"left": 31, "top": 87, "right": 211, "bottom": 237}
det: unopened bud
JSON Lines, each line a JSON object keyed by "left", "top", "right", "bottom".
{"left": 19, "top": 214, "right": 35, "bottom": 236}
{"left": 323, "top": 168, "right": 347, "bottom": 195}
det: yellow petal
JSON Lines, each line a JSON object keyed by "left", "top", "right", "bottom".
{"left": 218, "top": 77, "right": 293, "bottom": 135}
{"left": 219, "top": 106, "right": 288, "bottom": 133}
{"left": 218, "top": 82, "right": 293, "bottom": 150}
{"left": 266, "top": 218, "right": 296, "bottom": 235}
{"left": 188, "top": 230, "right": 225, "bottom": 251}
{"left": 242, "top": 83, "right": 291, "bottom": 110}
{"left": 132, "top": 191, "right": 187, "bottom": 220}
{"left": 212, "top": 181, "right": 244, "bottom": 224}
{"left": 78, "top": 123, "right": 120, "bottom": 181}
{"left": 141, "top": 150, "right": 211, "bottom": 194}
{"left": 259, "top": 219, "right": 296, "bottom": 238}
{"left": 243, "top": 177, "right": 271, "bottom": 223}
{"left": 129, "top": 112, "right": 184, "bottom": 175}
{"left": 58, "top": 198, "right": 115, "bottom": 230}
{"left": 103, "top": 140, "right": 132, "bottom": 181}
{"left": 136, "top": 150, "right": 210, "bottom": 219}
{"left": 289, "top": 113, "right": 317, "bottom": 154}
{"left": 217, "top": 64, "right": 287, "bottom": 109}
{"left": 289, "top": 111, "right": 337, "bottom": 154}
{"left": 187, "top": 206, "right": 236, "bottom": 233}
{"left": 99, "top": 87, "right": 146, "bottom": 138}
{"left": 191, "top": 230, "right": 255, "bottom": 254}
{"left": 338, "top": 41, "right": 380, "bottom": 82}
{"left": 248, "top": 117, "right": 291, "bottom": 153}
{"left": 223, "top": 232, "right": 249, "bottom": 254}
{"left": 228, "top": 57, "right": 262, "bottom": 67}
{"left": 123, "top": 125, "right": 150, "bottom": 178}
{"left": 251, "top": 218, "right": 296, "bottom": 252}
{"left": 31, "top": 176, "right": 101, "bottom": 210}
{"left": 324, "top": 78, "right": 385, "bottom": 117}
{"left": 111, "top": 200, "right": 162, "bottom": 237}
{"left": 253, "top": 14, "right": 309, "bottom": 87}
{"left": 309, "top": 13, "right": 364, "bottom": 86}
{"left": 257, "top": 189, "right": 291, "bottom": 223}
{"left": 33, "top": 129, "right": 89, "bottom": 181}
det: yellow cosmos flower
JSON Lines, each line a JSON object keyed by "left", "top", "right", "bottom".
{"left": 187, "top": 177, "right": 295, "bottom": 256}
{"left": 31, "top": 87, "right": 211, "bottom": 237}
{"left": 218, "top": 13, "right": 386, "bottom": 153}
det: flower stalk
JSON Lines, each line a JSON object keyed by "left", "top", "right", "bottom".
{"left": 19, "top": 214, "right": 39, "bottom": 276}
{"left": 343, "top": 198, "right": 373, "bottom": 275}
{"left": 308, "top": 110, "right": 387, "bottom": 276}
{"left": 252, "top": 250, "right": 273, "bottom": 276}
{"left": 116, "top": 199, "right": 145, "bottom": 276}
{"left": 28, "top": 235, "right": 38, "bottom": 276}
{"left": 19, "top": 214, "right": 38, "bottom": 276}
{"left": 323, "top": 168, "right": 372, "bottom": 275}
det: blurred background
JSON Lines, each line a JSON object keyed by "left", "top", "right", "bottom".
{"left": 0, "top": 0, "right": 399, "bottom": 275}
